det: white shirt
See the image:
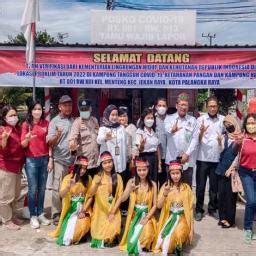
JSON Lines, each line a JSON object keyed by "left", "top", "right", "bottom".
{"left": 164, "top": 112, "right": 197, "bottom": 168}
{"left": 97, "top": 126, "right": 127, "bottom": 172}
{"left": 195, "top": 113, "right": 225, "bottom": 163}
{"left": 155, "top": 114, "right": 167, "bottom": 159}
{"left": 125, "top": 123, "right": 138, "bottom": 158}
{"left": 135, "top": 127, "right": 159, "bottom": 153}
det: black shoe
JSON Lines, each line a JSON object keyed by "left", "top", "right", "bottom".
{"left": 104, "top": 237, "right": 119, "bottom": 247}
{"left": 194, "top": 212, "right": 203, "bottom": 221}
{"left": 209, "top": 211, "right": 219, "bottom": 220}
{"left": 218, "top": 221, "right": 223, "bottom": 226}
{"left": 174, "top": 246, "right": 182, "bottom": 256}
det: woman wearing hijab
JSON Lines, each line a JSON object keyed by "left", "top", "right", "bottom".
{"left": 97, "top": 105, "right": 127, "bottom": 182}
{"left": 215, "top": 115, "right": 241, "bottom": 228}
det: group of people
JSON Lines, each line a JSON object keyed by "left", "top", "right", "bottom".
{"left": 0, "top": 92, "right": 256, "bottom": 255}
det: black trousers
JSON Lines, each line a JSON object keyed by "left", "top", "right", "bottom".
{"left": 196, "top": 161, "right": 218, "bottom": 214}
{"left": 158, "top": 159, "right": 167, "bottom": 188}
{"left": 218, "top": 175, "right": 237, "bottom": 225}
{"left": 87, "top": 167, "right": 98, "bottom": 178}
{"left": 119, "top": 167, "right": 130, "bottom": 211}
{"left": 182, "top": 167, "right": 193, "bottom": 188}
{"left": 139, "top": 152, "right": 158, "bottom": 183}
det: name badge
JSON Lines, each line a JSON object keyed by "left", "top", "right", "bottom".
{"left": 115, "top": 146, "right": 120, "bottom": 155}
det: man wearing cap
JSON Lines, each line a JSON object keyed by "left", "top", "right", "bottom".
{"left": 69, "top": 98, "right": 99, "bottom": 178}
{"left": 164, "top": 93, "right": 197, "bottom": 187}
{"left": 46, "top": 95, "right": 74, "bottom": 225}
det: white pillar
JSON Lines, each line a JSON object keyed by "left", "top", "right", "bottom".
{"left": 44, "top": 87, "right": 51, "bottom": 121}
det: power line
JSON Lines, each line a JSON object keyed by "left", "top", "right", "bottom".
{"left": 112, "top": 0, "right": 256, "bottom": 22}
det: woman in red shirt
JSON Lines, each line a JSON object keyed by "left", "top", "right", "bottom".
{"left": 238, "top": 113, "right": 256, "bottom": 243}
{"left": 0, "top": 105, "right": 24, "bottom": 230}
{"left": 21, "top": 101, "right": 50, "bottom": 229}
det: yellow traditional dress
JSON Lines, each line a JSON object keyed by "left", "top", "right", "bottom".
{"left": 90, "top": 173, "right": 123, "bottom": 248}
{"left": 154, "top": 183, "right": 193, "bottom": 255}
{"left": 48, "top": 174, "right": 92, "bottom": 246}
{"left": 119, "top": 182, "right": 157, "bottom": 254}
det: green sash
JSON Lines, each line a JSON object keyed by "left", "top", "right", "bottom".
{"left": 57, "top": 197, "right": 85, "bottom": 246}
{"left": 90, "top": 238, "right": 104, "bottom": 248}
{"left": 161, "top": 209, "right": 184, "bottom": 239}
{"left": 127, "top": 205, "right": 148, "bottom": 255}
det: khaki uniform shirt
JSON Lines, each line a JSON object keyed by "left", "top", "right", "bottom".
{"left": 69, "top": 116, "right": 99, "bottom": 169}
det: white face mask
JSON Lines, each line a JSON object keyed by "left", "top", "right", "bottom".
{"left": 144, "top": 119, "right": 154, "bottom": 128}
{"left": 32, "top": 109, "right": 42, "bottom": 120}
{"left": 6, "top": 116, "right": 19, "bottom": 126}
{"left": 80, "top": 111, "right": 91, "bottom": 119}
{"left": 157, "top": 106, "right": 167, "bottom": 115}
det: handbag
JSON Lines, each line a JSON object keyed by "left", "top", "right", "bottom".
{"left": 231, "top": 171, "right": 243, "bottom": 193}
{"left": 231, "top": 138, "right": 245, "bottom": 193}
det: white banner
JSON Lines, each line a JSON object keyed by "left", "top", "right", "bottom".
{"left": 90, "top": 10, "right": 196, "bottom": 46}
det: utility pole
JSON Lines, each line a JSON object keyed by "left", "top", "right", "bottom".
{"left": 106, "top": 0, "right": 113, "bottom": 10}
{"left": 202, "top": 33, "right": 216, "bottom": 96}
{"left": 57, "top": 33, "right": 69, "bottom": 44}
{"left": 202, "top": 33, "right": 216, "bottom": 47}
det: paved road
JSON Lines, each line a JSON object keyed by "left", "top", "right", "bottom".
{"left": 1, "top": 191, "right": 256, "bottom": 256}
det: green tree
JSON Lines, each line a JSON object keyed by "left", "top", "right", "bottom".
{"left": 0, "top": 88, "right": 32, "bottom": 106}
{"left": 7, "top": 30, "right": 60, "bottom": 45}
{"left": 5, "top": 30, "right": 64, "bottom": 106}
{"left": 197, "top": 89, "right": 208, "bottom": 111}
{"left": 212, "top": 89, "right": 236, "bottom": 115}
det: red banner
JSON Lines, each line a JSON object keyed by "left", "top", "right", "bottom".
{"left": 0, "top": 47, "right": 256, "bottom": 88}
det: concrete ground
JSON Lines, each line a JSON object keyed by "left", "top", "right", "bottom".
{"left": 1, "top": 191, "right": 256, "bottom": 256}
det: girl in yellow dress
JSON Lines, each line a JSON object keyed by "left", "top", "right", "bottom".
{"left": 89, "top": 151, "right": 123, "bottom": 248}
{"left": 48, "top": 156, "right": 92, "bottom": 246}
{"left": 110, "top": 157, "right": 157, "bottom": 255}
{"left": 154, "top": 160, "right": 194, "bottom": 255}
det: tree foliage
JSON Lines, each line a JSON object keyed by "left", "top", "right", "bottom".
{"left": 7, "top": 30, "right": 60, "bottom": 45}
{"left": 197, "top": 89, "right": 208, "bottom": 111}
{"left": 0, "top": 88, "right": 32, "bottom": 107}
{"left": 212, "top": 89, "right": 236, "bottom": 115}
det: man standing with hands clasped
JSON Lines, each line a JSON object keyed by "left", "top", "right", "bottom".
{"left": 69, "top": 98, "right": 99, "bottom": 178}
{"left": 194, "top": 96, "right": 224, "bottom": 222}
{"left": 164, "top": 93, "right": 197, "bottom": 187}
{"left": 46, "top": 95, "right": 75, "bottom": 225}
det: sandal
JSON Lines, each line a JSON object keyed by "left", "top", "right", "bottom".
{"left": 3, "top": 221, "right": 20, "bottom": 231}
{"left": 221, "top": 221, "right": 232, "bottom": 228}
{"left": 218, "top": 220, "right": 225, "bottom": 226}
{"left": 12, "top": 217, "right": 24, "bottom": 225}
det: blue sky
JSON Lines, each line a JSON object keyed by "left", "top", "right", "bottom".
{"left": 0, "top": 0, "right": 255, "bottom": 45}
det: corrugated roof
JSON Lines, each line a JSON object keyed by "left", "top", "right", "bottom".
{"left": 0, "top": 43, "right": 256, "bottom": 48}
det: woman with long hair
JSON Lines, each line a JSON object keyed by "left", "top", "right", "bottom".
{"left": 0, "top": 105, "right": 24, "bottom": 230}
{"left": 236, "top": 113, "right": 256, "bottom": 242}
{"left": 48, "top": 156, "right": 92, "bottom": 246}
{"left": 111, "top": 156, "right": 157, "bottom": 254}
{"left": 21, "top": 100, "right": 50, "bottom": 229}
{"left": 135, "top": 107, "right": 161, "bottom": 182}
{"left": 154, "top": 161, "right": 193, "bottom": 255}
{"left": 89, "top": 151, "right": 123, "bottom": 248}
